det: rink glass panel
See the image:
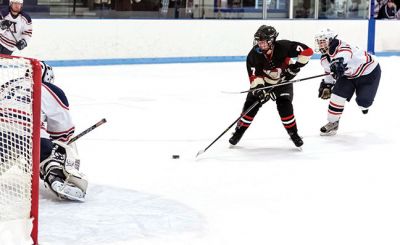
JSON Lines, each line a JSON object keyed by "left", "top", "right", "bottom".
{"left": 2, "top": 0, "right": 371, "bottom": 19}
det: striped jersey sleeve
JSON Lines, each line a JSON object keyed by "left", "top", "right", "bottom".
{"left": 328, "top": 40, "right": 378, "bottom": 79}
{"left": 41, "top": 82, "right": 75, "bottom": 142}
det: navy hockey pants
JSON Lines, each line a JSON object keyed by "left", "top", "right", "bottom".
{"left": 333, "top": 64, "right": 381, "bottom": 108}
{"left": 0, "top": 44, "right": 13, "bottom": 55}
{"left": 40, "top": 138, "right": 54, "bottom": 162}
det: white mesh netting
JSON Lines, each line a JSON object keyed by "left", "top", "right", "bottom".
{"left": 0, "top": 57, "right": 36, "bottom": 244}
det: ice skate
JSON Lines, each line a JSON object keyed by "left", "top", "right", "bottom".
{"left": 289, "top": 131, "right": 303, "bottom": 147}
{"left": 320, "top": 121, "right": 339, "bottom": 136}
{"left": 229, "top": 127, "right": 246, "bottom": 145}
{"left": 51, "top": 179, "right": 85, "bottom": 202}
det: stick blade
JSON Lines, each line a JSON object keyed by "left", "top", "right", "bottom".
{"left": 220, "top": 90, "right": 241, "bottom": 94}
{"left": 98, "top": 118, "right": 107, "bottom": 125}
{"left": 196, "top": 149, "right": 205, "bottom": 158}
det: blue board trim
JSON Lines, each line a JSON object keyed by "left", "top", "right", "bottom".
{"left": 46, "top": 53, "right": 400, "bottom": 67}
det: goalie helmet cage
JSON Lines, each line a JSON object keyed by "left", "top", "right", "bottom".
{"left": 0, "top": 54, "right": 41, "bottom": 245}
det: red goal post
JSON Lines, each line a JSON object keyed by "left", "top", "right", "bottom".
{"left": 0, "top": 54, "right": 41, "bottom": 245}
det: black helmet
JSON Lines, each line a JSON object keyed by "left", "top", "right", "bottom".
{"left": 254, "top": 25, "right": 279, "bottom": 43}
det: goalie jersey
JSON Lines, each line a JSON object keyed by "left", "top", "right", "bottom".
{"left": 320, "top": 39, "right": 378, "bottom": 84}
{"left": 41, "top": 82, "right": 75, "bottom": 142}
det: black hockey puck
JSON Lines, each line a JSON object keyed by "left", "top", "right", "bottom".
{"left": 172, "top": 155, "right": 180, "bottom": 159}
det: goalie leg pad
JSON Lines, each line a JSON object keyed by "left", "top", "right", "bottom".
{"left": 40, "top": 140, "right": 88, "bottom": 201}
{"left": 41, "top": 162, "right": 87, "bottom": 202}
{"left": 63, "top": 169, "right": 88, "bottom": 196}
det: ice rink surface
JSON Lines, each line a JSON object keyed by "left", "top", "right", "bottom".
{"left": 39, "top": 57, "right": 400, "bottom": 245}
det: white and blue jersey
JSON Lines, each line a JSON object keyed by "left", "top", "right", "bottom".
{"left": 320, "top": 39, "right": 378, "bottom": 84}
{"left": 40, "top": 82, "right": 75, "bottom": 161}
{"left": 41, "top": 82, "right": 75, "bottom": 143}
{"left": 0, "top": 7, "right": 32, "bottom": 52}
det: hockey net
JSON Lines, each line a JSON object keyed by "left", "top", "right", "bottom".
{"left": 0, "top": 55, "right": 41, "bottom": 245}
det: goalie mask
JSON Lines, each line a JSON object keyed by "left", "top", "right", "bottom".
{"left": 254, "top": 25, "right": 279, "bottom": 54}
{"left": 315, "top": 28, "right": 337, "bottom": 54}
{"left": 40, "top": 61, "right": 55, "bottom": 84}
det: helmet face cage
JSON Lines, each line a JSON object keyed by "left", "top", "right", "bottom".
{"left": 315, "top": 28, "right": 337, "bottom": 54}
{"left": 40, "top": 61, "right": 55, "bottom": 84}
{"left": 253, "top": 25, "right": 279, "bottom": 48}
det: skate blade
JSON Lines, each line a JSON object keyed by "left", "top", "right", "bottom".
{"left": 58, "top": 191, "right": 85, "bottom": 202}
{"left": 55, "top": 186, "right": 86, "bottom": 202}
{"left": 320, "top": 130, "right": 337, "bottom": 136}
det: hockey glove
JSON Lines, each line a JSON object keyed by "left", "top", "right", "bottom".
{"left": 0, "top": 19, "right": 12, "bottom": 30}
{"left": 16, "top": 39, "right": 27, "bottom": 50}
{"left": 282, "top": 63, "right": 301, "bottom": 81}
{"left": 252, "top": 84, "right": 270, "bottom": 104}
{"left": 330, "top": 57, "right": 347, "bottom": 80}
{"left": 318, "top": 80, "right": 334, "bottom": 100}
{"left": 250, "top": 77, "right": 269, "bottom": 104}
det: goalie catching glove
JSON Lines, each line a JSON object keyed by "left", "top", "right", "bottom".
{"left": 40, "top": 141, "right": 88, "bottom": 202}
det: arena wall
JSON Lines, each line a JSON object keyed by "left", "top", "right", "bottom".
{"left": 20, "top": 19, "right": 400, "bottom": 63}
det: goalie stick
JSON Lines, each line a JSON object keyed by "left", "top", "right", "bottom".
{"left": 53, "top": 119, "right": 106, "bottom": 202}
{"left": 68, "top": 118, "right": 107, "bottom": 145}
{"left": 222, "top": 73, "right": 331, "bottom": 94}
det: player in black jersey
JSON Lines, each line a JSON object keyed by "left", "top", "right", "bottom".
{"left": 229, "top": 25, "right": 313, "bottom": 147}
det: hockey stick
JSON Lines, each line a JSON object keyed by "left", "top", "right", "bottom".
{"left": 6, "top": 25, "right": 18, "bottom": 43}
{"left": 196, "top": 100, "right": 260, "bottom": 157}
{"left": 56, "top": 118, "right": 106, "bottom": 202}
{"left": 68, "top": 118, "right": 107, "bottom": 145}
{"left": 222, "top": 73, "right": 331, "bottom": 94}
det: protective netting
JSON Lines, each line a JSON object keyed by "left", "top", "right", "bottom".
{"left": 0, "top": 57, "right": 34, "bottom": 223}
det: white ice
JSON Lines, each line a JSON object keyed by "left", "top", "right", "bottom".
{"left": 38, "top": 57, "right": 400, "bottom": 245}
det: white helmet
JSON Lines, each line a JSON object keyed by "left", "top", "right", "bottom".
{"left": 314, "top": 28, "right": 337, "bottom": 54}
{"left": 9, "top": 0, "right": 23, "bottom": 4}
{"left": 40, "top": 61, "right": 55, "bottom": 84}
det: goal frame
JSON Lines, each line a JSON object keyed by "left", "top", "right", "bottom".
{"left": 30, "top": 56, "right": 41, "bottom": 245}
{"left": 0, "top": 54, "right": 42, "bottom": 244}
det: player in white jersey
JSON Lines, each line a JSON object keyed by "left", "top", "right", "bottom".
{"left": 0, "top": 0, "right": 32, "bottom": 55}
{"left": 315, "top": 28, "right": 381, "bottom": 136}
{"left": 39, "top": 61, "right": 88, "bottom": 201}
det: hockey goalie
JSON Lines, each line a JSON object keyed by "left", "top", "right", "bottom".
{"left": 39, "top": 61, "right": 88, "bottom": 201}
{"left": 0, "top": 61, "right": 87, "bottom": 201}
